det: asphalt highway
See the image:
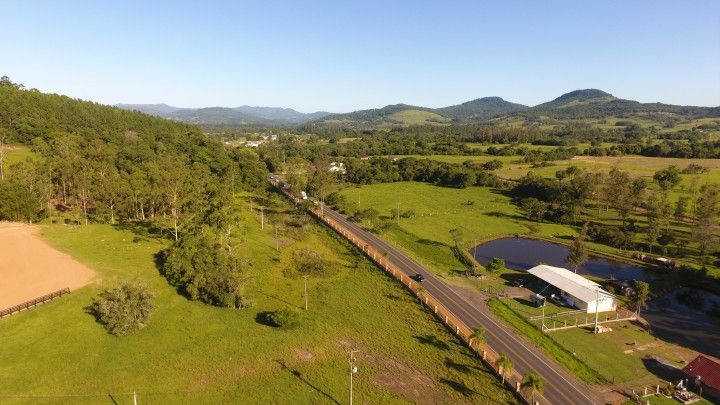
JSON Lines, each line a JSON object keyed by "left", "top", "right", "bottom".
{"left": 270, "top": 175, "right": 600, "bottom": 404}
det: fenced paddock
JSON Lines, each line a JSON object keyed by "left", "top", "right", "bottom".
{"left": 0, "top": 222, "right": 95, "bottom": 310}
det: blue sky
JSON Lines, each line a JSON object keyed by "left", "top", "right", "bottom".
{"left": 2, "top": 0, "right": 719, "bottom": 112}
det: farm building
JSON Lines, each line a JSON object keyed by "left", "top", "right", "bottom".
{"left": 682, "top": 355, "right": 720, "bottom": 402}
{"left": 527, "top": 265, "right": 615, "bottom": 313}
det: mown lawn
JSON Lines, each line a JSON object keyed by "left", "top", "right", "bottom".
{"left": 0, "top": 198, "right": 515, "bottom": 404}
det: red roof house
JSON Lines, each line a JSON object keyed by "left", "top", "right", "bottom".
{"left": 682, "top": 355, "right": 720, "bottom": 401}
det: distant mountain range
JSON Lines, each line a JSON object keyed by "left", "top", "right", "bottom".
{"left": 115, "top": 104, "right": 331, "bottom": 125}
{"left": 117, "top": 89, "right": 719, "bottom": 127}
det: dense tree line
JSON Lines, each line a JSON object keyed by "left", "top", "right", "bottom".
{"left": 342, "top": 156, "right": 504, "bottom": 188}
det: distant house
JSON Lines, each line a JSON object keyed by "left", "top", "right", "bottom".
{"left": 359, "top": 156, "right": 370, "bottom": 161}
{"left": 527, "top": 265, "right": 616, "bottom": 313}
{"left": 329, "top": 162, "right": 346, "bottom": 174}
{"left": 682, "top": 355, "right": 720, "bottom": 402}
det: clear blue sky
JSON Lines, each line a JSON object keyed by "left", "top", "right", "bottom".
{"left": 2, "top": 0, "right": 719, "bottom": 112}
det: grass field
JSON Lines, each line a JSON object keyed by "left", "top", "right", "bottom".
{"left": 339, "top": 182, "right": 581, "bottom": 276}
{"left": 379, "top": 153, "right": 720, "bottom": 205}
{"left": 337, "top": 181, "right": 718, "bottom": 285}
{"left": 0, "top": 195, "right": 515, "bottom": 404}
{"left": 388, "top": 110, "right": 450, "bottom": 125}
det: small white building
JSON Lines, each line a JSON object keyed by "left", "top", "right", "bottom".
{"left": 527, "top": 265, "right": 616, "bottom": 313}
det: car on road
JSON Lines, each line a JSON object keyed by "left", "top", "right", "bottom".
{"left": 411, "top": 273, "right": 425, "bottom": 282}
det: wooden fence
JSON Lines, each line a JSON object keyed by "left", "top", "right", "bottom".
{"left": 0, "top": 287, "right": 70, "bottom": 319}
{"left": 313, "top": 209, "right": 548, "bottom": 405}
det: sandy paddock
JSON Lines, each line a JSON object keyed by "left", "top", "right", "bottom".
{"left": 0, "top": 222, "right": 96, "bottom": 310}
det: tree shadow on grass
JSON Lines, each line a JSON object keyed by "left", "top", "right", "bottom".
{"left": 275, "top": 360, "right": 341, "bottom": 404}
{"left": 485, "top": 211, "right": 526, "bottom": 222}
{"left": 414, "top": 335, "right": 450, "bottom": 350}
{"left": 439, "top": 378, "right": 476, "bottom": 397}
{"left": 444, "top": 357, "right": 478, "bottom": 374}
{"left": 416, "top": 238, "right": 446, "bottom": 247}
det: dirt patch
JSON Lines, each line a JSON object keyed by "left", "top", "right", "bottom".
{"left": 296, "top": 349, "right": 314, "bottom": 362}
{"left": 0, "top": 222, "right": 96, "bottom": 310}
{"left": 364, "top": 353, "right": 442, "bottom": 404}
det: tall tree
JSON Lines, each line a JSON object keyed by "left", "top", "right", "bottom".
{"left": 495, "top": 354, "right": 513, "bottom": 385}
{"left": 632, "top": 281, "right": 650, "bottom": 315}
{"left": 692, "top": 185, "right": 719, "bottom": 264}
{"left": 521, "top": 372, "right": 545, "bottom": 404}
{"left": 566, "top": 223, "right": 588, "bottom": 273}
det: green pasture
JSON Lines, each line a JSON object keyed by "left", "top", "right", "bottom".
{"left": 0, "top": 195, "right": 514, "bottom": 404}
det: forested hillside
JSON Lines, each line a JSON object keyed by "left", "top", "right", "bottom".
{"left": 0, "top": 76, "right": 267, "bottom": 229}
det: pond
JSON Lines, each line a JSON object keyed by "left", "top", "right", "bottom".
{"left": 472, "top": 237, "right": 651, "bottom": 281}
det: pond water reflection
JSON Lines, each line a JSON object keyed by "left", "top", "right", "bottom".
{"left": 472, "top": 237, "right": 651, "bottom": 280}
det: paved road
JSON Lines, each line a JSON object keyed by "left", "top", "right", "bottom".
{"left": 322, "top": 207, "right": 600, "bottom": 405}
{"left": 270, "top": 176, "right": 600, "bottom": 404}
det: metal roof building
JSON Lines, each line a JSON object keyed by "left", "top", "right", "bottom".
{"left": 527, "top": 265, "right": 615, "bottom": 313}
{"left": 682, "top": 355, "right": 720, "bottom": 402}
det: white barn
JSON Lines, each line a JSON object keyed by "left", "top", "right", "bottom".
{"left": 527, "top": 265, "right": 615, "bottom": 313}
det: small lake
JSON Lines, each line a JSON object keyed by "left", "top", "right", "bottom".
{"left": 472, "top": 237, "right": 651, "bottom": 281}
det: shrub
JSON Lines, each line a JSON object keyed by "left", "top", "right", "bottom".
{"left": 267, "top": 307, "right": 303, "bottom": 328}
{"left": 292, "top": 248, "right": 334, "bottom": 276}
{"left": 91, "top": 283, "right": 155, "bottom": 336}
{"left": 587, "top": 223, "right": 634, "bottom": 249}
{"left": 486, "top": 257, "right": 506, "bottom": 273}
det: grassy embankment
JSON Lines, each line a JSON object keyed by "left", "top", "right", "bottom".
{"left": 0, "top": 194, "right": 515, "bottom": 404}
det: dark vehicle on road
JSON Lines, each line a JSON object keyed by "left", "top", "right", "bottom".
{"left": 411, "top": 273, "right": 425, "bottom": 282}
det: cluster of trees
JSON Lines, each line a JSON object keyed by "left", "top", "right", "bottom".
{"left": 515, "top": 165, "right": 719, "bottom": 263}
{"left": 587, "top": 140, "right": 720, "bottom": 159}
{"left": 343, "top": 157, "right": 504, "bottom": 188}
{"left": 162, "top": 230, "right": 251, "bottom": 308}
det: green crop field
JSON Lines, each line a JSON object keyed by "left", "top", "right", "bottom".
{"left": 0, "top": 197, "right": 515, "bottom": 404}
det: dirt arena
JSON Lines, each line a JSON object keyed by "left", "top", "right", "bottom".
{"left": 0, "top": 222, "right": 96, "bottom": 310}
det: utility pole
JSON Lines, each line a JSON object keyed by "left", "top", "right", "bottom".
{"left": 260, "top": 206, "right": 264, "bottom": 230}
{"left": 396, "top": 202, "right": 400, "bottom": 225}
{"left": 303, "top": 275, "right": 309, "bottom": 310}
{"left": 541, "top": 299, "right": 546, "bottom": 332}
{"left": 473, "top": 238, "right": 477, "bottom": 272}
{"left": 357, "top": 189, "right": 360, "bottom": 210}
{"left": 349, "top": 350, "right": 359, "bottom": 405}
{"left": 594, "top": 286, "right": 600, "bottom": 333}
{"left": 133, "top": 391, "right": 137, "bottom": 405}
{"left": 275, "top": 226, "right": 279, "bottom": 251}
